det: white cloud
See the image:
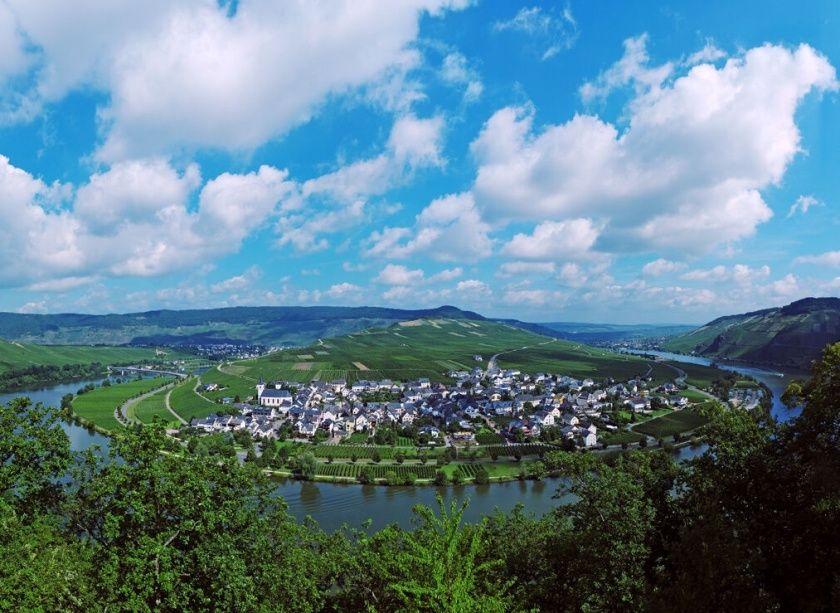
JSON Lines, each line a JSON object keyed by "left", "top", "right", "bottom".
{"left": 211, "top": 266, "right": 261, "bottom": 294}
{"left": 686, "top": 41, "right": 727, "bottom": 66}
{"left": 503, "top": 288, "right": 565, "bottom": 306}
{"left": 2, "top": 0, "right": 465, "bottom": 159}
{"left": 579, "top": 34, "right": 673, "bottom": 102}
{"left": 493, "top": 6, "right": 578, "bottom": 60}
{"left": 787, "top": 194, "right": 823, "bottom": 218}
{"left": 429, "top": 267, "right": 463, "bottom": 282}
{"left": 366, "top": 192, "right": 492, "bottom": 262}
{"left": 502, "top": 218, "right": 600, "bottom": 260}
{"left": 472, "top": 41, "right": 837, "bottom": 254}
{"left": 16, "top": 300, "right": 48, "bottom": 314}
{"left": 0, "top": 155, "right": 293, "bottom": 287}
{"left": 794, "top": 251, "right": 840, "bottom": 267}
{"left": 498, "top": 261, "right": 556, "bottom": 277}
{"left": 455, "top": 279, "right": 491, "bottom": 297}
{"left": 642, "top": 258, "right": 685, "bottom": 277}
{"left": 440, "top": 52, "right": 483, "bottom": 103}
{"left": 387, "top": 114, "right": 446, "bottom": 168}
{"left": 375, "top": 264, "right": 425, "bottom": 285}
{"left": 681, "top": 264, "right": 770, "bottom": 284}
{"left": 326, "top": 282, "right": 363, "bottom": 300}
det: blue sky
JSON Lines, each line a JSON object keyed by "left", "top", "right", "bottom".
{"left": 0, "top": 0, "right": 838, "bottom": 324}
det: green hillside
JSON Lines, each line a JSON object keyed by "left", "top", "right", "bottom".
{"left": 0, "top": 305, "right": 484, "bottom": 347}
{"left": 664, "top": 297, "right": 840, "bottom": 369}
{"left": 232, "top": 318, "right": 674, "bottom": 385}
{"left": 0, "top": 340, "right": 165, "bottom": 374}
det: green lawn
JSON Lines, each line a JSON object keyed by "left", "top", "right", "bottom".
{"left": 634, "top": 409, "right": 710, "bottom": 439}
{"left": 199, "top": 367, "right": 257, "bottom": 401}
{"left": 72, "top": 377, "right": 172, "bottom": 431}
{"left": 169, "top": 378, "right": 218, "bottom": 421}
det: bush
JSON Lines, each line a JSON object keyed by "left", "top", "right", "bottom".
{"left": 434, "top": 470, "right": 448, "bottom": 486}
{"left": 357, "top": 467, "right": 373, "bottom": 484}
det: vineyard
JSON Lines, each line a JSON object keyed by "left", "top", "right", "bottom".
{"left": 313, "top": 445, "right": 442, "bottom": 460}
{"left": 482, "top": 443, "right": 556, "bottom": 457}
{"left": 315, "top": 463, "right": 437, "bottom": 481}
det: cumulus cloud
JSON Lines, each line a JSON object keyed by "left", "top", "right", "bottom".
{"left": 0, "top": 155, "right": 293, "bottom": 287}
{"left": 503, "top": 288, "right": 565, "bottom": 306}
{"left": 472, "top": 40, "right": 837, "bottom": 254}
{"left": 211, "top": 267, "right": 262, "bottom": 294}
{"left": 366, "top": 192, "right": 492, "bottom": 262}
{"left": 642, "top": 258, "right": 685, "bottom": 277}
{"left": 1, "top": 0, "right": 465, "bottom": 159}
{"left": 502, "top": 218, "right": 600, "bottom": 260}
{"left": 375, "top": 264, "right": 425, "bottom": 285}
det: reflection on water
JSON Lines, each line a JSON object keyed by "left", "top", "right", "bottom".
{"left": 0, "top": 377, "right": 113, "bottom": 452}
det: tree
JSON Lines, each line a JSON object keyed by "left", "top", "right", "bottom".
{"left": 358, "top": 467, "right": 374, "bottom": 485}
{"left": 372, "top": 449, "right": 382, "bottom": 463}
{"left": 298, "top": 451, "right": 317, "bottom": 480}
{"left": 527, "top": 461, "right": 546, "bottom": 481}
{"left": 0, "top": 399, "right": 71, "bottom": 515}
{"left": 452, "top": 469, "right": 463, "bottom": 485}
{"left": 474, "top": 466, "right": 490, "bottom": 485}
{"left": 385, "top": 471, "right": 400, "bottom": 486}
{"left": 434, "top": 470, "right": 448, "bottom": 486}
{"left": 389, "top": 496, "right": 509, "bottom": 612}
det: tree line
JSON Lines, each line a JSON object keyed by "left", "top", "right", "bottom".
{"left": 2, "top": 343, "right": 840, "bottom": 611}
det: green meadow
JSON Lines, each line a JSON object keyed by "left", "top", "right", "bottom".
{"left": 72, "top": 377, "right": 172, "bottom": 431}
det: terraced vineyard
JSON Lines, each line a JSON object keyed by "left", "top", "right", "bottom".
{"left": 475, "top": 431, "right": 504, "bottom": 445}
{"left": 131, "top": 386, "right": 175, "bottom": 425}
{"left": 482, "top": 443, "right": 556, "bottom": 457}
{"left": 313, "top": 445, "right": 442, "bottom": 460}
{"left": 315, "top": 463, "right": 437, "bottom": 480}
{"left": 169, "top": 378, "right": 217, "bottom": 421}
{"left": 230, "top": 318, "right": 670, "bottom": 388}
{"left": 72, "top": 377, "right": 172, "bottom": 431}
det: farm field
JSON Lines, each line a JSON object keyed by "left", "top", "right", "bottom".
{"left": 169, "top": 378, "right": 218, "bottom": 421}
{"left": 72, "top": 377, "right": 172, "bottom": 431}
{"left": 0, "top": 340, "right": 172, "bottom": 374}
{"left": 231, "top": 318, "right": 674, "bottom": 387}
{"left": 634, "top": 409, "right": 710, "bottom": 438}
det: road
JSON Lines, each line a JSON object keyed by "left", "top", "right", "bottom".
{"left": 119, "top": 381, "right": 180, "bottom": 425}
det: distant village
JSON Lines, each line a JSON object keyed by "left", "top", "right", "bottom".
{"left": 187, "top": 360, "right": 721, "bottom": 449}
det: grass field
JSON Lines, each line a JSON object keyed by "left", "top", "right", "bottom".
{"left": 0, "top": 340, "right": 172, "bottom": 374}
{"left": 72, "top": 377, "right": 172, "bottom": 431}
{"left": 169, "top": 378, "right": 218, "bottom": 421}
{"left": 634, "top": 409, "right": 709, "bottom": 438}
{"left": 228, "top": 318, "right": 675, "bottom": 388}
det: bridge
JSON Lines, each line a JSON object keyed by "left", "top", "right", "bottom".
{"left": 109, "top": 366, "right": 189, "bottom": 379}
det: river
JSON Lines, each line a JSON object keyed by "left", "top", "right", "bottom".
{"left": 0, "top": 355, "right": 797, "bottom": 530}
{"left": 625, "top": 350, "right": 804, "bottom": 423}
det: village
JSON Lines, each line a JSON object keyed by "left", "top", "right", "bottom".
{"left": 188, "top": 360, "right": 710, "bottom": 450}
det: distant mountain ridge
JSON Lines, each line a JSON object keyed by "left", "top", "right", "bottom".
{"left": 0, "top": 305, "right": 485, "bottom": 347}
{"left": 663, "top": 297, "right": 840, "bottom": 369}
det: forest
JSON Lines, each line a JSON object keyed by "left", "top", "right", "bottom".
{"left": 2, "top": 344, "right": 839, "bottom": 612}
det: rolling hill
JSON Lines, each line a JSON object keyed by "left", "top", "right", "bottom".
{"left": 663, "top": 297, "right": 840, "bottom": 369}
{"left": 223, "top": 317, "right": 675, "bottom": 387}
{"left": 0, "top": 305, "right": 484, "bottom": 347}
{"left": 0, "top": 340, "right": 165, "bottom": 374}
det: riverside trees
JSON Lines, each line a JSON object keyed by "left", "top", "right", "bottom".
{"left": 1, "top": 343, "right": 839, "bottom": 611}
